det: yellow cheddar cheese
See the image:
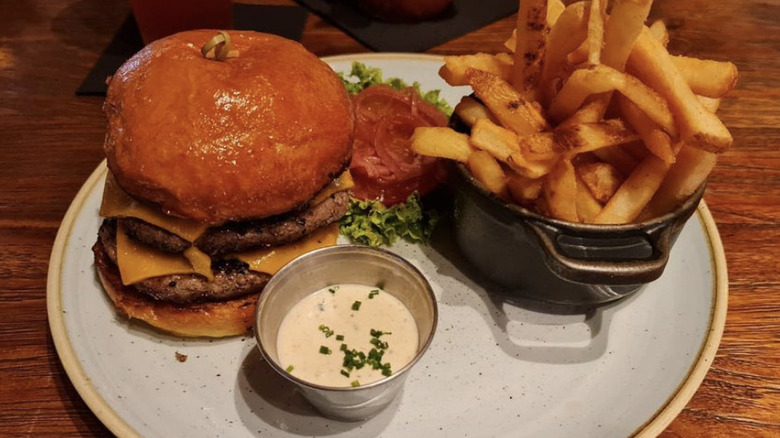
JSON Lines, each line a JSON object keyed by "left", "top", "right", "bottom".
{"left": 183, "top": 246, "right": 215, "bottom": 282}
{"left": 232, "top": 223, "right": 339, "bottom": 274}
{"left": 102, "top": 171, "right": 350, "bottom": 285}
{"left": 100, "top": 174, "right": 208, "bottom": 241}
{"left": 311, "top": 170, "right": 354, "bottom": 206}
{"left": 116, "top": 224, "right": 197, "bottom": 285}
{"left": 115, "top": 223, "right": 340, "bottom": 285}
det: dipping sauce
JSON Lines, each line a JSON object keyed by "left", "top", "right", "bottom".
{"left": 277, "top": 284, "right": 419, "bottom": 387}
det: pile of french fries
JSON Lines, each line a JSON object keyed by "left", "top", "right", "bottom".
{"left": 411, "top": 0, "right": 737, "bottom": 224}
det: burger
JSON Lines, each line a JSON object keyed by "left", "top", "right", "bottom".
{"left": 92, "top": 30, "right": 355, "bottom": 338}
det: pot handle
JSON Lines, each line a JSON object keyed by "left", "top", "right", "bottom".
{"left": 525, "top": 219, "right": 675, "bottom": 285}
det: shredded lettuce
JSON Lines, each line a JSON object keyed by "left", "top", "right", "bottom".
{"left": 339, "top": 193, "right": 439, "bottom": 247}
{"left": 338, "top": 61, "right": 453, "bottom": 117}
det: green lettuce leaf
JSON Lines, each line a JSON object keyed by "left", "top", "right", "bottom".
{"left": 339, "top": 193, "right": 439, "bottom": 247}
{"left": 338, "top": 61, "right": 453, "bottom": 116}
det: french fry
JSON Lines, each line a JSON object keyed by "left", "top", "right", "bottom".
{"left": 469, "top": 118, "right": 520, "bottom": 161}
{"left": 591, "top": 145, "right": 640, "bottom": 176}
{"left": 627, "top": 28, "right": 733, "bottom": 153}
{"left": 558, "top": 97, "right": 604, "bottom": 127}
{"left": 594, "top": 155, "right": 670, "bottom": 224}
{"left": 575, "top": 174, "right": 604, "bottom": 222}
{"left": 504, "top": 0, "right": 567, "bottom": 52}
{"left": 521, "top": 119, "right": 639, "bottom": 161}
{"left": 507, "top": 173, "right": 544, "bottom": 203}
{"left": 439, "top": 53, "right": 514, "bottom": 86}
{"left": 544, "top": 159, "right": 579, "bottom": 222}
{"left": 549, "top": 64, "right": 678, "bottom": 136}
{"left": 648, "top": 19, "right": 669, "bottom": 47}
{"left": 467, "top": 69, "right": 550, "bottom": 136}
{"left": 670, "top": 55, "right": 739, "bottom": 98}
{"left": 567, "top": 39, "right": 590, "bottom": 66}
{"left": 566, "top": 0, "right": 654, "bottom": 125}
{"left": 586, "top": 0, "right": 607, "bottom": 65}
{"left": 617, "top": 95, "right": 676, "bottom": 163}
{"left": 425, "top": 0, "right": 737, "bottom": 226}
{"left": 697, "top": 95, "right": 721, "bottom": 113}
{"left": 469, "top": 119, "right": 556, "bottom": 178}
{"left": 467, "top": 150, "right": 509, "bottom": 198}
{"left": 411, "top": 127, "right": 476, "bottom": 162}
{"left": 643, "top": 144, "right": 716, "bottom": 218}
{"left": 504, "top": 31, "right": 516, "bottom": 52}
{"left": 511, "top": 0, "right": 549, "bottom": 100}
{"left": 539, "top": 1, "right": 590, "bottom": 105}
{"left": 454, "top": 96, "right": 500, "bottom": 127}
{"left": 601, "top": 0, "right": 654, "bottom": 71}
{"left": 547, "top": 0, "right": 567, "bottom": 26}
{"left": 577, "top": 161, "right": 625, "bottom": 203}
{"left": 622, "top": 140, "right": 652, "bottom": 160}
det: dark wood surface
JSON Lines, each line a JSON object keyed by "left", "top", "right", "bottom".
{"left": 1, "top": 0, "right": 778, "bottom": 436}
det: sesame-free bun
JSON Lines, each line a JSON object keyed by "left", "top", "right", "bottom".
{"left": 103, "top": 30, "right": 354, "bottom": 224}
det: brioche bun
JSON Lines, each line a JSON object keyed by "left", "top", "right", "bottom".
{"left": 103, "top": 30, "right": 354, "bottom": 224}
{"left": 95, "top": 31, "right": 354, "bottom": 338}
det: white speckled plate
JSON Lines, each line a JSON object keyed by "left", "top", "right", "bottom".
{"left": 48, "top": 54, "right": 727, "bottom": 438}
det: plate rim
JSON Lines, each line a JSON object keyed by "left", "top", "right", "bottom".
{"left": 46, "top": 53, "right": 729, "bottom": 438}
{"left": 634, "top": 200, "right": 728, "bottom": 437}
{"left": 47, "top": 160, "right": 142, "bottom": 438}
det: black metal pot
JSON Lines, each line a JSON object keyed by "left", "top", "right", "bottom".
{"left": 449, "top": 162, "right": 705, "bottom": 305}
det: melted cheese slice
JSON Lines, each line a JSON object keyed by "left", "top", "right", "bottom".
{"left": 116, "top": 223, "right": 340, "bottom": 285}
{"left": 232, "top": 223, "right": 339, "bottom": 274}
{"left": 103, "top": 171, "right": 351, "bottom": 285}
{"left": 116, "top": 224, "right": 198, "bottom": 285}
{"left": 311, "top": 171, "right": 354, "bottom": 206}
{"left": 100, "top": 174, "right": 208, "bottom": 241}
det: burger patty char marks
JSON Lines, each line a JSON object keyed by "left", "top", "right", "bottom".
{"left": 117, "top": 191, "right": 349, "bottom": 256}
{"left": 98, "top": 220, "right": 269, "bottom": 304}
{"left": 197, "top": 191, "right": 350, "bottom": 255}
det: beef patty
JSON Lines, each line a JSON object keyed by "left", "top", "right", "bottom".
{"left": 97, "top": 219, "right": 269, "bottom": 304}
{"left": 116, "top": 191, "right": 349, "bottom": 256}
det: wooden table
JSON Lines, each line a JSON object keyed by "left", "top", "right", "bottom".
{"left": 1, "top": 0, "right": 778, "bottom": 436}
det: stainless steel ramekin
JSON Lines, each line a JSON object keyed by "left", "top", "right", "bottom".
{"left": 254, "top": 245, "right": 437, "bottom": 421}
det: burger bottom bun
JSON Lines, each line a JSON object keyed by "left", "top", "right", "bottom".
{"left": 93, "top": 240, "right": 257, "bottom": 338}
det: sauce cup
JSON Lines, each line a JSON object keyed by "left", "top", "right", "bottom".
{"left": 254, "top": 245, "right": 437, "bottom": 421}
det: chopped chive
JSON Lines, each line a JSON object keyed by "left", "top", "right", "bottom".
{"left": 318, "top": 324, "right": 335, "bottom": 337}
{"left": 285, "top": 365, "right": 294, "bottom": 373}
{"left": 340, "top": 369, "right": 350, "bottom": 378}
{"left": 370, "top": 329, "right": 391, "bottom": 338}
{"left": 336, "top": 334, "right": 344, "bottom": 341}
{"left": 351, "top": 300, "right": 362, "bottom": 311}
{"left": 351, "top": 380, "right": 361, "bottom": 387}
{"left": 370, "top": 338, "right": 389, "bottom": 349}
{"left": 340, "top": 343, "right": 348, "bottom": 351}
{"left": 319, "top": 345, "right": 332, "bottom": 355}
{"left": 368, "top": 289, "right": 380, "bottom": 299}
{"left": 328, "top": 287, "right": 337, "bottom": 294}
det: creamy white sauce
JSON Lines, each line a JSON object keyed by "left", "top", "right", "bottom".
{"left": 277, "top": 284, "right": 419, "bottom": 387}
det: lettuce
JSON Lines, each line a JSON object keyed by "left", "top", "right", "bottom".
{"left": 338, "top": 62, "right": 453, "bottom": 117}
{"left": 339, "top": 193, "right": 439, "bottom": 247}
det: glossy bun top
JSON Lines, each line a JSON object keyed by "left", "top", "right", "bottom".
{"left": 104, "top": 30, "right": 353, "bottom": 224}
